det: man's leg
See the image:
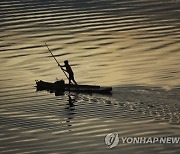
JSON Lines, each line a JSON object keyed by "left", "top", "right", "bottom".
{"left": 69, "top": 78, "right": 71, "bottom": 84}
{"left": 71, "top": 75, "right": 78, "bottom": 86}
{"left": 68, "top": 77, "right": 72, "bottom": 91}
{"left": 72, "top": 79, "right": 78, "bottom": 86}
{"left": 70, "top": 75, "right": 78, "bottom": 90}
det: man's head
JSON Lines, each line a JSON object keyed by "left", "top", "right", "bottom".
{"left": 64, "top": 60, "right": 69, "bottom": 65}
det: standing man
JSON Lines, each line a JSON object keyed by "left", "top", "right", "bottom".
{"left": 60, "top": 60, "right": 78, "bottom": 86}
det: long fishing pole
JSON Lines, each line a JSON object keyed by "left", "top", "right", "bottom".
{"left": 45, "top": 43, "right": 69, "bottom": 80}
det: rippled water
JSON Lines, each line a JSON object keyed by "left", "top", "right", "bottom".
{"left": 0, "top": 0, "right": 180, "bottom": 153}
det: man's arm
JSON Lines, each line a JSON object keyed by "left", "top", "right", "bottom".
{"left": 58, "top": 64, "right": 67, "bottom": 72}
{"left": 58, "top": 64, "right": 65, "bottom": 67}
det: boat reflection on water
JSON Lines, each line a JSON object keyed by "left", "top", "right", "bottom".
{"left": 66, "top": 94, "right": 77, "bottom": 108}
{"left": 64, "top": 94, "right": 77, "bottom": 128}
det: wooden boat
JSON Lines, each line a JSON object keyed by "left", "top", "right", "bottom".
{"left": 35, "top": 80, "right": 112, "bottom": 94}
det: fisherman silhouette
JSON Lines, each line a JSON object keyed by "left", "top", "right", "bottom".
{"left": 60, "top": 60, "right": 78, "bottom": 86}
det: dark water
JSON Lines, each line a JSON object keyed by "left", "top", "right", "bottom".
{"left": 0, "top": 0, "right": 180, "bottom": 153}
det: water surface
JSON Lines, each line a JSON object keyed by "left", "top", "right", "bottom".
{"left": 0, "top": 0, "right": 180, "bottom": 153}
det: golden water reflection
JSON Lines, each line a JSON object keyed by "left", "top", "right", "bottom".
{"left": 0, "top": 0, "right": 180, "bottom": 90}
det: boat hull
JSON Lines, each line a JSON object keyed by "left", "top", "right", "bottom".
{"left": 35, "top": 80, "right": 112, "bottom": 94}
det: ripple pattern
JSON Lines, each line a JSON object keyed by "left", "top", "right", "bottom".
{"left": 0, "top": 0, "right": 180, "bottom": 153}
{"left": 0, "top": 0, "right": 180, "bottom": 88}
{"left": 0, "top": 87, "right": 180, "bottom": 153}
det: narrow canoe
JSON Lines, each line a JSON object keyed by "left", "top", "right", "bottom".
{"left": 35, "top": 80, "right": 112, "bottom": 94}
